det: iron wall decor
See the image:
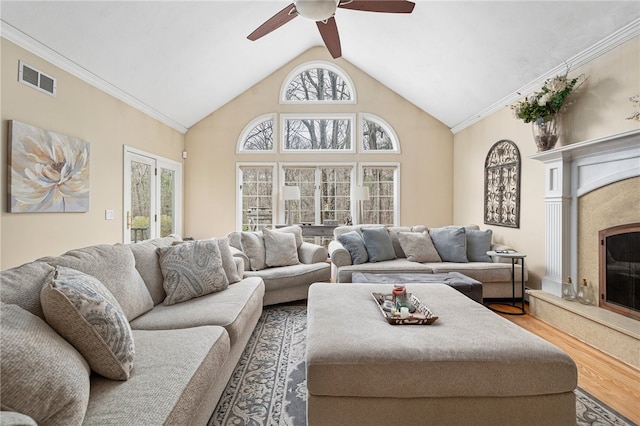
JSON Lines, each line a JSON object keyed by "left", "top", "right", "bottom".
{"left": 484, "top": 140, "right": 520, "bottom": 228}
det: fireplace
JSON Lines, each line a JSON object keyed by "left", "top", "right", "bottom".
{"left": 600, "top": 223, "right": 640, "bottom": 320}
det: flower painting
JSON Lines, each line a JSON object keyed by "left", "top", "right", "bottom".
{"left": 9, "top": 120, "right": 90, "bottom": 213}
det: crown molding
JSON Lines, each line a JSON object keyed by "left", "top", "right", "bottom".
{"left": 1, "top": 21, "right": 188, "bottom": 134}
{"left": 451, "top": 17, "right": 640, "bottom": 135}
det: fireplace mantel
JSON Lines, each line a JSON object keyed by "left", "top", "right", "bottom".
{"left": 529, "top": 129, "right": 640, "bottom": 296}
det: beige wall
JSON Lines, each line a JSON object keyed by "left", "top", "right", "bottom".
{"left": 1, "top": 39, "right": 184, "bottom": 269}
{"left": 184, "top": 47, "right": 454, "bottom": 240}
{"left": 453, "top": 36, "right": 640, "bottom": 290}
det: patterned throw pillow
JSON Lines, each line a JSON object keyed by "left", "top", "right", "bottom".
{"left": 158, "top": 239, "right": 229, "bottom": 305}
{"left": 40, "top": 266, "right": 135, "bottom": 380}
{"left": 263, "top": 227, "right": 299, "bottom": 267}
{"left": 397, "top": 231, "right": 442, "bottom": 262}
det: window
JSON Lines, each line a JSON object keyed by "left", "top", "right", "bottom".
{"left": 361, "top": 114, "right": 399, "bottom": 152}
{"left": 237, "top": 114, "right": 275, "bottom": 152}
{"left": 361, "top": 164, "right": 399, "bottom": 225}
{"left": 281, "top": 61, "right": 356, "bottom": 103}
{"left": 283, "top": 165, "right": 354, "bottom": 224}
{"left": 238, "top": 165, "right": 275, "bottom": 231}
{"left": 282, "top": 114, "right": 354, "bottom": 151}
{"left": 124, "top": 147, "right": 182, "bottom": 243}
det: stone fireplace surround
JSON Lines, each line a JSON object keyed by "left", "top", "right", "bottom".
{"left": 528, "top": 129, "right": 640, "bottom": 369}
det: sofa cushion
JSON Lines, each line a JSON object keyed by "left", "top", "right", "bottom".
{"left": 337, "top": 231, "right": 369, "bottom": 264}
{"left": 397, "top": 231, "right": 442, "bottom": 263}
{"left": 429, "top": 226, "right": 468, "bottom": 263}
{"left": 128, "top": 234, "right": 182, "bottom": 305}
{"left": 41, "top": 266, "right": 135, "bottom": 380}
{"left": 263, "top": 227, "right": 299, "bottom": 267}
{"left": 0, "top": 303, "right": 91, "bottom": 424}
{"left": 130, "top": 277, "right": 265, "bottom": 348}
{"left": 0, "top": 261, "right": 54, "bottom": 320}
{"left": 241, "top": 231, "right": 267, "bottom": 271}
{"left": 362, "top": 227, "right": 397, "bottom": 263}
{"left": 39, "top": 244, "right": 154, "bottom": 321}
{"left": 158, "top": 239, "right": 229, "bottom": 306}
{"left": 466, "top": 229, "right": 493, "bottom": 262}
{"left": 337, "top": 258, "right": 433, "bottom": 283}
{"left": 85, "top": 326, "right": 230, "bottom": 425}
{"left": 388, "top": 225, "right": 427, "bottom": 258}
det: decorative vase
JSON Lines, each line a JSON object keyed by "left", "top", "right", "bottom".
{"left": 577, "top": 279, "right": 594, "bottom": 305}
{"left": 532, "top": 114, "right": 559, "bottom": 152}
{"left": 561, "top": 277, "right": 576, "bottom": 301}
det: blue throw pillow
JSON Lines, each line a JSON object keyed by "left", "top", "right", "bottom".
{"left": 337, "top": 231, "right": 369, "bottom": 265}
{"left": 428, "top": 226, "right": 468, "bottom": 263}
{"left": 466, "top": 229, "right": 493, "bottom": 262}
{"left": 362, "top": 227, "right": 397, "bottom": 263}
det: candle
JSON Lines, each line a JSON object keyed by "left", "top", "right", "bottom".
{"left": 400, "top": 307, "right": 409, "bottom": 319}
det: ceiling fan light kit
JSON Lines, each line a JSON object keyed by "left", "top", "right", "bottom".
{"left": 295, "top": 0, "right": 338, "bottom": 21}
{"left": 248, "top": 0, "right": 416, "bottom": 59}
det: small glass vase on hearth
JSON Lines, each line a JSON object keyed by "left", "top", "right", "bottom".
{"left": 577, "top": 279, "right": 594, "bottom": 305}
{"left": 561, "top": 277, "right": 576, "bottom": 301}
{"left": 532, "top": 114, "right": 559, "bottom": 152}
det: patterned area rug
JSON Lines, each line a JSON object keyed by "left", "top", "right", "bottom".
{"left": 209, "top": 305, "right": 634, "bottom": 426}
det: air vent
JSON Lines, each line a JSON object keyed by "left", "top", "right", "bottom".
{"left": 18, "top": 61, "right": 56, "bottom": 97}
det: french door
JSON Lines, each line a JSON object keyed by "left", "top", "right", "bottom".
{"left": 123, "top": 147, "right": 182, "bottom": 243}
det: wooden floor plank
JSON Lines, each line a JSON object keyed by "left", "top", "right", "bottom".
{"left": 495, "top": 304, "right": 640, "bottom": 424}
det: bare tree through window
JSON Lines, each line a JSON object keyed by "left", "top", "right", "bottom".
{"left": 285, "top": 67, "right": 352, "bottom": 101}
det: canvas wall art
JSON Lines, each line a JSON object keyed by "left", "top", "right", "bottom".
{"left": 8, "top": 120, "right": 90, "bottom": 213}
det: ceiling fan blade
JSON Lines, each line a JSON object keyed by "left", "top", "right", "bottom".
{"left": 316, "top": 17, "right": 342, "bottom": 59}
{"left": 247, "top": 3, "right": 298, "bottom": 41}
{"left": 338, "top": 0, "right": 415, "bottom": 13}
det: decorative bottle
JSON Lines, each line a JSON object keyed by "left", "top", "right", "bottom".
{"left": 393, "top": 284, "right": 411, "bottom": 310}
{"left": 561, "top": 277, "right": 576, "bottom": 301}
{"left": 577, "top": 279, "right": 594, "bottom": 305}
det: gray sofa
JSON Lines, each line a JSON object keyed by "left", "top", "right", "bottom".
{"left": 328, "top": 224, "right": 528, "bottom": 299}
{"left": 228, "top": 225, "right": 330, "bottom": 305}
{"left": 1, "top": 235, "right": 264, "bottom": 425}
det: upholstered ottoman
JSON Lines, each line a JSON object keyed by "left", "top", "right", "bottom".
{"left": 351, "top": 271, "right": 483, "bottom": 303}
{"left": 306, "top": 283, "right": 577, "bottom": 426}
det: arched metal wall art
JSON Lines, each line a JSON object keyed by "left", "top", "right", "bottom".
{"left": 484, "top": 140, "right": 521, "bottom": 228}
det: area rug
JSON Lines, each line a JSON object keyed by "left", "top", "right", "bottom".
{"left": 209, "top": 305, "right": 635, "bottom": 426}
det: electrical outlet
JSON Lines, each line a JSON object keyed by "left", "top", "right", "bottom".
{"left": 105, "top": 209, "right": 115, "bottom": 220}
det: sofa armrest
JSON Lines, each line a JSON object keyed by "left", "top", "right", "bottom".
{"left": 298, "top": 242, "right": 328, "bottom": 264}
{"left": 328, "top": 240, "right": 352, "bottom": 267}
{"left": 229, "top": 246, "right": 251, "bottom": 271}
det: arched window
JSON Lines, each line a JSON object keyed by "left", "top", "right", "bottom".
{"left": 237, "top": 114, "right": 275, "bottom": 152}
{"left": 484, "top": 140, "right": 521, "bottom": 228}
{"left": 281, "top": 61, "right": 356, "bottom": 103}
{"left": 361, "top": 114, "right": 399, "bottom": 152}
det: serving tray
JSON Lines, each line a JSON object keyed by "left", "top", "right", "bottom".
{"left": 372, "top": 292, "right": 438, "bottom": 325}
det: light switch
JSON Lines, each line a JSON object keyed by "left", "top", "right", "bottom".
{"left": 105, "top": 209, "right": 115, "bottom": 220}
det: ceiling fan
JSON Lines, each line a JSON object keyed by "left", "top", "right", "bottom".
{"left": 247, "top": 0, "right": 416, "bottom": 59}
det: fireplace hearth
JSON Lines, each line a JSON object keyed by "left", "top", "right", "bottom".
{"left": 600, "top": 223, "right": 640, "bottom": 320}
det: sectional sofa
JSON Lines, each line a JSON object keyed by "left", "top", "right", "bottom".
{"left": 328, "top": 224, "right": 528, "bottom": 299}
{"left": 1, "top": 235, "right": 264, "bottom": 425}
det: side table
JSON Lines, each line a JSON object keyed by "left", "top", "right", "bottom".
{"left": 486, "top": 250, "right": 526, "bottom": 315}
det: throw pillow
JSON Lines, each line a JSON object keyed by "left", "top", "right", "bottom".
{"left": 397, "top": 231, "right": 442, "bottom": 263}
{"left": 158, "top": 239, "right": 230, "bottom": 305}
{"left": 466, "top": 229, "right": 493, "bottom": 262}
{"left": 0, "top": 261, "right": 55, "bottom": 320}
{"left": 217, "top": 238, "right": 243, "bottom": 283}
{"left": 40, "top": 266, "right": 135, "bottom": 380}
{"left": 263, "top": 227, "right": 300, "bottom": 267}
{"left": 362, "top": 227, "right": 397, "bottom": 263}
{"left": 272, "top": 225, "right": 304, "bottom": 248}
{"left": 337, "top": 231, "right": 369, "bottom": 265}
{"left": 240, "top": 231, "right": 267, "bottom": 271}
{"left": 0, "top": 303, "right": 91, "bottom": 424}
{"left": 388, "top": 226, "right": 428, "bottom": 258}
{"left": 128, "top": 234, "right": 183, "bottom": 305}
{"left": 428, "top": 226, "right": 469, "bottom": 263}
{"left": 39, "top": 244, "right": 154, "bottom": 321}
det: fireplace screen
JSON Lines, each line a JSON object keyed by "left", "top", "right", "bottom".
{"left": 599, "top": 223, "right": 640, "bottom": 320}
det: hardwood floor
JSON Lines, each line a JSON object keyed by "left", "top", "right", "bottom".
{"left": 492, "top": 303, "right": 640, "bottom": 424}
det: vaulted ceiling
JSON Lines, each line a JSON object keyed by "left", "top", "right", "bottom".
{"left": 1, "top": 1, "right": 639, "bottom": 134}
